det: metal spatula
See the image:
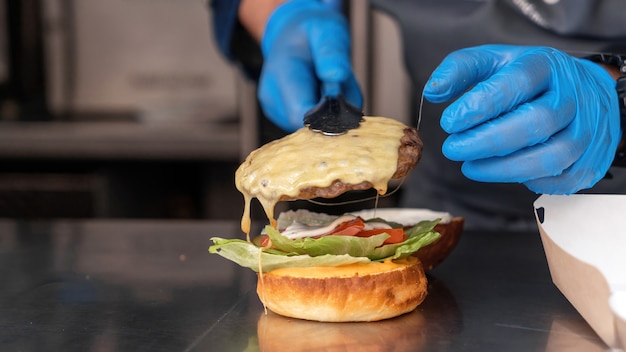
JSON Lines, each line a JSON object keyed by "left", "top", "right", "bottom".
{"left": 303, "top": 93, "right": 363, "bottom": 136}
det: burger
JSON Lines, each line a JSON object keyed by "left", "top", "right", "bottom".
{"left": 210, "top": 207, "right": 463, "bottom": 322}
{"left": 209, "top": 116, "right": 463, "bottom": 322}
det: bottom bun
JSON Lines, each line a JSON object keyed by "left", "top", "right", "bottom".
{"left": 256, "top": 256, "right": 427, "bottom": 322}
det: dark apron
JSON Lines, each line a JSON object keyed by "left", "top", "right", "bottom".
{"left": 369, "top": 0, "right": 626, "bottom": 230}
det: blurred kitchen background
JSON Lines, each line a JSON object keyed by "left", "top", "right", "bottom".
{"left": 0, "top": 0, "right": 411, "bottom": 220}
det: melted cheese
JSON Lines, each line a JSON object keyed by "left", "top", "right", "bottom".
{"left": 235, "top": 116, "right": 407, "bottom": 234}
{"left": 267, "top": 257, "right": 417, "bottom": 279}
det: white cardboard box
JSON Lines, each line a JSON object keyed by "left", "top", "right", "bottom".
{"left": 534, "top": 194, "right": 626, "bottom": 349}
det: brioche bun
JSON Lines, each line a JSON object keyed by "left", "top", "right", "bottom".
{"left": 256, "top": 256, "right": 427, "bottom": 322}
{"left": 418, "top": 216, "right": 465, "bottom": 270}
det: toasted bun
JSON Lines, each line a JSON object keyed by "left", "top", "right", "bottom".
{"left": 417, "top": 216, "right": 465, "bottom": 270}
{"left": 256, "top": 256, "right": 427, "bottom": 322}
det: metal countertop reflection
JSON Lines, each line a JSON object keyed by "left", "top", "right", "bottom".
{"left": 0, "top": 219, "right": 607, "bottom": 351}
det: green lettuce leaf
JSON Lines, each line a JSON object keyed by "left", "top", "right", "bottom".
{"left": 209, "top": 238, "right": 371, "bottom": 272}
{"left": 266, "top": 225, "right": 389, "bottom": 257}
{"left": 208, "top": 219, "right": 442, "bottom": 272}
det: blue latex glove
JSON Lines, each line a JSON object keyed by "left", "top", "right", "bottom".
{"left": 259, "top": 0, "right": 362, "bottom": 132}
{"left": 425, "top": 45, "right": 622, "bottom": 194}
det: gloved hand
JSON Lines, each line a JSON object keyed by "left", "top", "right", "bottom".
{"left": 259, "top": 0, "right": 362, "bottom": 132}
{"left": 424, "top": 44, "right": 622, "bottom": 194}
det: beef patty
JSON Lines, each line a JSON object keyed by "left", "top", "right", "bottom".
{"left": 279, "top": 127, "right": 423, "bottom": 201}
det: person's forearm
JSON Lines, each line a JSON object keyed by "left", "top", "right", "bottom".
{"left": 597, "top": 62, "right": 626, "bottom": 166}
{"left": 238, "top": 0, "right": 288, "bottom": 43}
{"left": 598, "top": 63, "right": 621, "bottom": 80}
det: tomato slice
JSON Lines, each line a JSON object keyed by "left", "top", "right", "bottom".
{"left": 356, "top": 228, "right": 407, "bottom": 245}
{"left": 254, "top": 234, "right": 271, "bottom": 248}
{"left": 256, "top": 218, "right": 408, "bottom": 247}
{"left": 326, "top": 217, "right": 365, "bottom": 237}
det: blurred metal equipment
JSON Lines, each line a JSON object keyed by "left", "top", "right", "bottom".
{"left": 0, "top": 0, "right": 247, "bottom": 219}
{"left": 1, "top": 0, "right": 50, "bottom": 121}
{"left": 0, "top": 0, "right": 246, "bottom": 161}
{"left": 0, "top": 1, "right": 7, "bottom": 85}
{"left": 42, "top": 0, "right": 238, "bottom": 124}
{"left": 0, "top": 172, "right": 103, "bottom": 218}
{"left": 350, "top": 2, "right": 411, "bottom": 125}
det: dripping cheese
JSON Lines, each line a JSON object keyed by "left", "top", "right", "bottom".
{"left": 235, "top": 116, "right": 411, "bottom": 234}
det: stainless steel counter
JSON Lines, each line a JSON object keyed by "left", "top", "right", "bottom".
{"left": 0, "top": 219, "right": 608, "bottom": 351}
